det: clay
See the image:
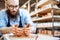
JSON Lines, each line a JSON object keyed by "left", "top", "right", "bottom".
{"left": 12, "top": 24, "right": 30, "bottom": 37}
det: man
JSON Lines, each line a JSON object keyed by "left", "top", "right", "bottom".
{"left": 0, "top": 0, "right": 36, "bottom": 37}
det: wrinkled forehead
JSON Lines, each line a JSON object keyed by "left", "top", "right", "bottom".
{"left": 5, "top": 0, "right": 19, "bottom": 5}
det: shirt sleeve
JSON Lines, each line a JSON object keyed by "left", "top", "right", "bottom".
{"left": 0, "top": 11, "right": 7, "bottom": 28}
{"left": 24, "top": 10, "right": 36, "bottom": 33}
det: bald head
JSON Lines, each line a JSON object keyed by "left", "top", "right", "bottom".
{"left": 5, "top": 0, "right": 19, "bottom": 5}
{"left": 5, "top": 0, "right": 19, "bottom": 16}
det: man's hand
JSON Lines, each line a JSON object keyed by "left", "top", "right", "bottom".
{"left": 12, "top": 24, "right": 30, "bottom": 37}
{"left": 23, "top": 24, "right": 30, "bottom": 36}
{"left": 23, "top": 28, "right": 30, "bottom": 36}
{"left": 15, "top": 28, "right": 23, "bottom": 37}
{"left": 12, "top": 24, "right": 24, "bottom": 37}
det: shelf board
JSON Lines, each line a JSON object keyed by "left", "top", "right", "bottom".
{"left": 54, "top": 18, "right": 60, "bottom": 21}
{"left": 37, "top": 25, "right": 60, "bottom": 28}
{"left": 53, "top": 15, "right": 60, "bottom": 21}
{"left": 32, "top": 16, "right": 52, "bottom": 22}
{"left": 30, "top": 11, "right": 37, "bottom": 17}
{"left": 36, "top": 0, "right": 59, "bottom": 8}
{"left": 54, "top": 8, "right": 60, "bottom": 15}
{"left": 30, "top": 8, "right": 60, "bottom": 17}
{"left": 36, "top": 22, "right": 60, "bottom": 28}
{"left": 37, "top": 26, "right": 52, "bottom": 28}
{"left": 37, "top": 22, "right": 52, "bottom": 28}
{"left": 53, "top": 22, "right": 60, "bottom": 28}
{"left": 30, "top": 8, "right": 51, "bottom": 17}
{"left": 38, "top": 8, "right": 60, "bottom": 15}
{"left": 31, "top": 15, "right": 60, "bottom": 22}
{"left": 53, "top": 15, "right": 60, "bottom": 18}
{"left": 36, "top": 0, "right": 50, "bottom": 8}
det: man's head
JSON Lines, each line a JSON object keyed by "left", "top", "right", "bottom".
{"left": 5, "top": 0, "right": 19, "bottom": 16}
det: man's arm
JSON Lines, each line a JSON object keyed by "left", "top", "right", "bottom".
{"left": 0, "top": 11, "right": 11, "bottom": 34}
{"left": 0, "top": 10, "right": 7, "bottom": 28}
{"left": 24, "top": 10, "right": 36, "bottom": 33}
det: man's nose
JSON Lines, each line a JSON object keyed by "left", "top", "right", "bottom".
{"left": 13, "top": 8, "right": 16, "bottom": 11}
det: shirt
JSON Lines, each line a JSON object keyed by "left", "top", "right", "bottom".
{"left": 0, "top": 9, "right": 36, "bottom": 33}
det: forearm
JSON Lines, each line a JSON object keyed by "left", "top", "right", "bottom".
{"left": 0, "top": 27, "right": 12, "bottom": 34}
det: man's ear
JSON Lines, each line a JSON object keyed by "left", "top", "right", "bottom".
{"left": 5, "top": 0, "right": 8, "bottom": 9}
{"left": 5, "top": 3, "right": 7, "bottom": 9}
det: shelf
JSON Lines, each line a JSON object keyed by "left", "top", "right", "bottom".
{"left": 37, "top": 22, "right": 52, "bottom": 28}
{"left": 54, "top": 22, "right": 60, "bottom": 27}
{"left": 36, "top": 0, "right": 59, "bottom": 8}
{"left": 54, "top": 31, "right": 60, "bottom": 38}
{"left": 30, "top": 5, "right": 60, "bottom": 17}
{"left": 30, "top": 11, "right": 37, "bottom": 17}
{"left": 54, "top": 8, "right": 60, "bottom": 15}
{"left": 30, "top": 5, "right": 52, "bottom": 16}
{"left": 37, "top": 22, "right": 60, "bottom": 28}
{"left": 30, "top": 8, "right": 51, "bottom": 17}
{"left": 53, "top": 15, "right": 60, "bottom": 21}
{"left": 32, "top": 16, "right": 52, "bottom": 22}
{"left": 37, "top": 8, "right": 60, "bottom": 16}
{"left": 53, "top": 15, "right": 60, "bottom": 18}
{"left": 54, "top": 18, "right": 60, "bottom": 22}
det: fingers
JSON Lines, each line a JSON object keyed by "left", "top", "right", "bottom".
{"left": 16, "top": 28, "right": 23, "bottom": 34}
{"left": 12, "top": 28, "right": 30, "bottom": 37}
{"left": 23, "top": 28, "right": 30, "bottom": 36}
{"left": 23, "top": 24, "right": 30, "bottom": 36}
{"left": 26, "top": 24, "right": 30, "bottom": 28}
{"left": 16, "top": 28, "right": 24, "bottom": 37}
{"left": 11, "top": 24, "right": 18, "bottom": 32}
{"left": 12, "top": 23, "right": 18, "bottom": 28}
{"left": 12, "top": 28, "right": 24, "bottom": 37}
{"left": 12, "top": 24, "right": 30, "bottom": 37}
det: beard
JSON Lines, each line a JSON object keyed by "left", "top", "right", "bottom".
{"left": 6, "top": 9, "right": 19, "bottom": 19}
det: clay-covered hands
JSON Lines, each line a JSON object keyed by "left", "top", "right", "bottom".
{"left": 12, "top": 24, "right": 30, "bottom": 37}
{"left": 23, "top": 24, "right": 30, "bottom": 36}
{"left": 23, "top": 28, "right": 30, "bottom": 36}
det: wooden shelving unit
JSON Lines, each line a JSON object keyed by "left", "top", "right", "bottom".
{"left": 21, "top": 0, "right": 60, "bottom": 38}
{"left": 32, "top": 16, "right": 52, "bottom": 22}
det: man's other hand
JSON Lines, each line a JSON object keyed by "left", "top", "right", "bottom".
{"left": 12, "top": 24, "right": 30, "bottom": 37}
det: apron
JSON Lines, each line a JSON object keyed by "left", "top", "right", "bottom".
{"left": 7, "top": 16, "right": 23, "bottom": 27}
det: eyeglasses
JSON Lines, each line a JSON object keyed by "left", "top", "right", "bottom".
{"left": 7, "top": 4, "right": 19, "bottom": 9}
{"left": 9, "top": 5, "right": 19, "bottom": 8}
